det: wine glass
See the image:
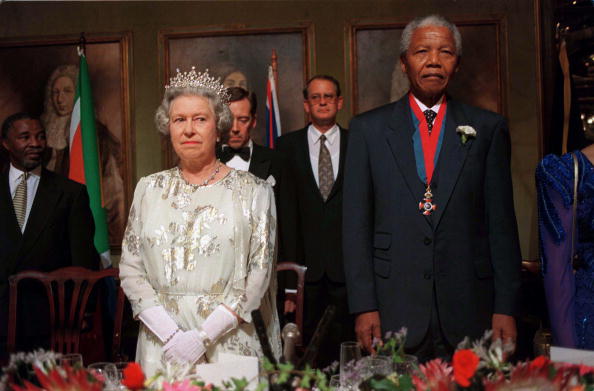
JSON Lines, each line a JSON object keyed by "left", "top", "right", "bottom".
{"left": 58, "top": 353, "right": 83, "bottom": 368}
{"left": 393, "top": 354, "right": 419, "bottom": 375}
{"left": 362, "top": 355, "right": 392, "bottom": 379}
{"left": 88, "top": 362, "right": 118, "bottom": 389}
{"left": 340, "top": 341, "right": 362, "bottom": 390}
{"left": 114, "top": 362, "right": 130, "bottom": 384}
{"left": 329, "top": 374, "right": 342, "bottom": 390}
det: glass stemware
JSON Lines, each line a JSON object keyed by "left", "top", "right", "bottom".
{"left": 88, "top": 362, "right": 119, "bottom": 390}
{"left": 329, "top": 374, "right": 342, "bottom": 390}
{"left": 58, "top": 353, "right": 83, "bottom": 368}
{"left": 340, "top": 341, "right": 362, "bottom": 390}
{"left": 393, "top": 354, "right": 419, "bottom": 375}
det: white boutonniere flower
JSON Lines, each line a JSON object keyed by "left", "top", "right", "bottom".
{"left": 456, "top": 125, "right": 477, "bottom": 144}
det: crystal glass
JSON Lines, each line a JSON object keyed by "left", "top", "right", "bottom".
{"left": 329, "top": 374, "right": 342, "bottom": 390}
{"left": 58, "top": 353, "right": 83, "bottom": 368}
{"left": 88, "top": 362, "right": 119, "bottom": 389}
{"left": 113, "top": 362, "right": 130, "bottom": 384}
{"left": 361, "top": 355, "right": 392, "bottom": 379}
{"left": 393, "top": 354, "right": 419, "bottom": 375}
{"left": 339, "top": 341, "right": 362, "bottom": 390}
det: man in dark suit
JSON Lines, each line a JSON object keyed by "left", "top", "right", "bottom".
{"left": 0, "top": 112, "right": 99, "bottom": 353}
{"left": 343, "top": 15, "right": 522, "bottom": 361}
{"left": 218, "top": 87, "right": 284, "bottom": 194}
{"left": 278, "top": 75, "right": 353, "bottom": 366}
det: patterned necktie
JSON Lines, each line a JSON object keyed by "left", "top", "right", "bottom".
{"left": 318, "top": 134, "right": 334, "bottom": 201}
{"left": 13, "top": 172, "right": 28, "bottom": 230}
{"left": 423, "top": 109, "right": 437, "bottom": 135}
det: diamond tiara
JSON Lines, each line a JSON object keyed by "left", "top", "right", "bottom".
{"left": 165, "top": 67, "right": 231, "bottom": 104}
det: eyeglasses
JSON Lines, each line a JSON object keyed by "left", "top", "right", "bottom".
{"left": 307, "top": 94, "right": 338, "bottom": 104}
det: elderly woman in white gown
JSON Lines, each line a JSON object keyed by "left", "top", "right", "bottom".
{"left": 119, "top": 68, "right": 281, "bottom": 376}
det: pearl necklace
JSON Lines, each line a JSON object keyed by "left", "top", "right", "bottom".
{"left": 181, "top": 160, "right": 222, "bottom": 187}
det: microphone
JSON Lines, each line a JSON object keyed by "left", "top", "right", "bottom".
{"left": 281, "top": 323, "right": 301, "bottom": 364}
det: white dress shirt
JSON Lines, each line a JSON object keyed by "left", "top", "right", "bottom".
{"left": 307, "top": 124, "right": 340, "bottom": 187}
{"left": 413, "top": 95, "right": 444, "bottom": 120}
{"left": 9, "top": 164, "right": 41, "bottom": 232}
{"left": 223, "top": 139, "right": 253, "bottom": 172}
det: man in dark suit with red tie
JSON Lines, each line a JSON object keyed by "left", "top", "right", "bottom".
{"left": 343, "top": 15, "right": 522, "bottom": 361}
{"left": 278, "top": 75, "right": 354, "bottom": 366}
{"left": 0, "top": 112, "right": 98, "bottom": 354}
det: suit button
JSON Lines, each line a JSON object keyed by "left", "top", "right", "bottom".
{"left": 424, "top": 237, "right": 432, "bottom": 245}
{"left": 424, "top": 272, "right": 432, "bottom": 280}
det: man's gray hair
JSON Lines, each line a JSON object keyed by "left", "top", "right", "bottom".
{"left": 154, "top": 86, "right": 232, "bottom": 136}
{"left": 400, "top": 15, "right": 462, "bottom": 57}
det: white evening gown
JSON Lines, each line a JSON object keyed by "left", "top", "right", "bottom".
{"left": 119, "top": 168, "right": 281, "bottom": 377}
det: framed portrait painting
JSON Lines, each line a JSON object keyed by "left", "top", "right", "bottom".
{"left": 0, "top": 32, "right": 133, "bottom": 250}
{"left": 160, "top": 24, "right": 314, "bottom": 167}
{"left": 347, "top": 17, "right": 507, "bottom": 116}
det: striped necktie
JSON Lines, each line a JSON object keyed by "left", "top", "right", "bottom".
{"left": 13, "top": 172, "right": 28, "bottom": 230}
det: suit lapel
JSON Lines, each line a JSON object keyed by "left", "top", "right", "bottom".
{"left": 298, "top": 129, "right": 323, "bottom": 201}
{"left": 18, "top": 169, "right": 62, "bottom": 255}
{"left": 384, "top": 98, "right": 429, "bottom": 212}
{"left": 0, "top": 171, "right": 22, "bottom": 241}
{"left": 248, "top": 144, "right": 271, "bottom": 180}
{"left": 431, "top": 99, "right": 473, "bottom": 229}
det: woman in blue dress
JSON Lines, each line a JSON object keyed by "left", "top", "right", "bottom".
{"left": 536, "top": 145, "right": 594, "bottom": 349}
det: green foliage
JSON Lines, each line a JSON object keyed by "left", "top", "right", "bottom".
{"left": 375, "top": 328, "right": 407, "bottom": 364}
{"left": 221, "top": 377, "right": 248, "bottom": 391}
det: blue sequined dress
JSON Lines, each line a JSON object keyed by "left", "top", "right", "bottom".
{"left": 536, "top": 151, "right": 594, "bottom": 349}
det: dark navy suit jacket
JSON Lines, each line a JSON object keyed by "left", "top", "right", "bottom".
{"left": 343, "top": 96, "right": 522, "bottom": 347}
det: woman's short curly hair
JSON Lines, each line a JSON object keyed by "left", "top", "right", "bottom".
{"left": 154, "top": 86, "right": 233, "bottom": 137}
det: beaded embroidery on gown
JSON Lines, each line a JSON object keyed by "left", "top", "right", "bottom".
{"left": 537, "top": 151, "right": 594, "bottom": 349}
{"left": 120, "top": 168, "right": 281, "bottom": 376}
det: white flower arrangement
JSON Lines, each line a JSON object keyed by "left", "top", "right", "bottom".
{"left": 456, "top": 125, "right": 477, "bottom": 144}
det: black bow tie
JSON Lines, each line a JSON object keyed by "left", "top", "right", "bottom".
{"left": 220, "top": 146, "right": 250, "bottom": 163}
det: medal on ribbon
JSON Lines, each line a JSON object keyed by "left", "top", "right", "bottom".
{"left": 419, "top": 186, "right": 436, "bottom": 216}
{"left": 409, "top": 94, "right": 447, "bottom": 216}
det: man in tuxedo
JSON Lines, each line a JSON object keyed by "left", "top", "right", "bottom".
{"left": 277, "top": 75, "right": 353, "bottom": 366}
{"left": 217, "top": 87, "right": 284, "bottom": 194}
{"left": 343, "top": 15, "right": 522, "bottom": 361}
{"left": 0, "top": 112, "right": 99, "bottom": 353}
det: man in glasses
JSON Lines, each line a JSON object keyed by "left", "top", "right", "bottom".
{"left": 277, "top": 75, "right": 353, "bottom": 366}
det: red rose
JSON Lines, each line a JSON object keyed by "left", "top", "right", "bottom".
{"left": 529, "top": 355, "right": 549, "bottom": 370}
{"left": 453, "top": 349, "right": 479, "bottom": 388}
{"left": 122, "top": 362, "right": 146, "bottom": 390}
{"left": 579, "top": 364, "right": 594, "bottom": 377}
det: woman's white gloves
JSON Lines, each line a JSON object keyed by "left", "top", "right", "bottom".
{"left": 164, "top": 330, "right": 205, "bottom": 364}
{"left": 138, "top": 305, "right": 179, "bottom": 343}
{"left": 139, "top": 304, "right": 238, "bottom": 365}
{"left": 201, "top": 304, "right": 238, "bottom": 343}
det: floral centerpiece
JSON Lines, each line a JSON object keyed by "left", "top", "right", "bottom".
{"left": 0, "top": 350, "right": 104, "bottom": 391}
{"left": 5, "top": 331, "right": 594, "bottom": 391}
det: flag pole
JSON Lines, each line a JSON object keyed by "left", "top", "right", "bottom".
{"left": 271, "top": 49, "right": 278, "bottom": 89}
{"left": 78, "top": 32, "right": 86, "bottom": 56}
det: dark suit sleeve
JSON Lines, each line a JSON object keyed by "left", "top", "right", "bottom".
{"left": 68, "top": 185, "right": 100, "bottom": 270}
{"left": 276, "top": 137, "right": 302, "bottom": 264}
{"left": 484, "top": 117, "right": 522, "bottom": 315}
{"left": 342, "top": 116, "right": 378, "bottom": 314}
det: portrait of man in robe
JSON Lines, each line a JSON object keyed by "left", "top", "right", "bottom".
{"left": 0, "top": 35, "right": 132, "bottom": 248}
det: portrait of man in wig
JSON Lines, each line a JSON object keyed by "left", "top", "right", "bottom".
{"left": 40, "top": 64, "right": 125, "bottom": 245}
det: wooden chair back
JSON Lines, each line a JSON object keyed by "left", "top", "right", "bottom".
{"left": 276, "top": 262, "right": 307, "bottom": 345}
{"left": 7, "top": 266, "right": 125, "bottom": 359}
